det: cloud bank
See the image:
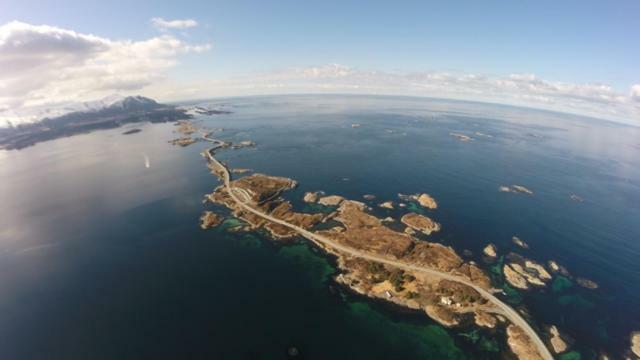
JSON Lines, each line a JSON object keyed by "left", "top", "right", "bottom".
{"left": 162, "top": 64, "right": 640, "bottom": 125}
{"left": 0, "top": 21, "right": 210, "bottom": 124}
{"left": 1, "top": 20, "right": 638, "bottom": 126}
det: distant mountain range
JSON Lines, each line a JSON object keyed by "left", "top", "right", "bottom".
{"left": 0, "top": 96, "right": 191, "bottom": 150}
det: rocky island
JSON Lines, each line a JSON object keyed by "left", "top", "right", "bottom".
{"left": 200, "top": 211, "right": 222, "bottom": 229}
{"left": 513, "top": 236, "right": 530, "bottom": 249}
{"left": 400, "top": 213, "right": 441, "bottom": 235}
{"left": 378, "top": 201, "right": 394, "bottom": 209}
{"left": 570, "top": 194, "right": 584, "bottom": 202}
{"left": 547, "top": 260, "right": 571, "bottom": 277}
{"left": 303, "top": 191, "right": 321, "bottom": 203}
{"left": 576, "top": 277, "right": 599, "bottom": 290}
{"left": 317, "top": 195, "right": 345, "bottom": 206}
{"left": 169, "top": 137, "right": 197, "bottom": 147}
{"left": 483, "top": 243, "right": 498, "bottom": 258}
{"left": 232, "top": 140, "right": 256, "bottom": 149}
{"left": 548, "top": 325, "right": 568, "bottom": 354}
{"left": 503, "top": 253, "right": 551, "bottom": 289}
{"left": 450, "top": 132, "right": 472, "bottom": 142}
{"left": 500, "top": 185, "right": 534, "bottom": 195}
{"left": 398, "top": 193, "right": 438, "bottom": 209}
{"left": 508, "top": 324, "right": 545, "bottom": 360}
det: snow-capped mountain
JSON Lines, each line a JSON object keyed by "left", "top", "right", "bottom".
{"left": 66, "top": 94, "right": 129, "bottom": 113}
{"left": 1, "top": 95, "right": 163, "bottom": 128}
{"left": 0, "top": 95, "right": 190, "bottom": 150}
{"left": 64, "top": 95, "right": 160, "bottom": 113}
{"left": 108, "top": 96, "right": 160, "bottom": 111}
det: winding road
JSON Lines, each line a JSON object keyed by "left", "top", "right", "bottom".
{"left": 203, "top": 133, "right": 554, "bottom": 360}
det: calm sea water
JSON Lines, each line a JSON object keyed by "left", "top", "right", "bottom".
{"left": 0, "top": 95, "right": 639, "bottom": 359}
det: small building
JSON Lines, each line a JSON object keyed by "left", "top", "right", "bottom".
{"left": 440, "top": 296, "right": 452, "bottom": 306}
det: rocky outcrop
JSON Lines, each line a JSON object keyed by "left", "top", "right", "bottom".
{"left": 206, "top": 174, "right": 323, "bottom": 239}
{"left": 176, "top": 120, "right": 196, "bottom": 135}
{"left": 512, "top": 185, "right": 534, "bottom": 195}
{"left": 320, "top": 201, "right": 414, "bottom": 259}
{"left": 475, "top": 311, "right": 497, "bottom": 328}
{"left": 512, "top": 236, "right": 530, "bottom": 249}
{"left": 397, "top": 193, "right": 438, "bottom": 209}
{"left": 631, "top": 332, "right": 640, "bottom": 358}
{"left": 576, "top": 278, "right": 599, "bottom": 290}
{"left": 318, "top": 195, "right": 345, "bottom": 206}
{"left": 200, "top": 211, "right": 222, "bottom": 229}
{"left": 450, "top": 133, "right": 472, "bottom": 142}
{"left": 456, "top": 263, "right": 493, "bottom": 289}
{"left": 570, "top": 194, "right": 584, "bottom": 202}
{"left": 231, "top": 173, "right": 297, "bottom": 204}
{"left": 500, "top": 185, "right": 534, "bottom": 195}
{"left": 547, "top": 260, "right": 571, "bottom": 277}
{"left": 425, "top": 305, "right": 460, "bottom": 327}
{"left": 231, "top": 140, "right": 256, "bottom": 149}
{"left": 169, "top": 137, "right": 197, "bottom": 147}
{"left": 401, "top": 213, "right": 441, "bottom": 235}
{"left": 378, "top": 201, "right": 394, "bottom": 209}
{"left": 333, "top": 257, "right": 493, "bottom": 329}
{"left": 548, "top": 325, "right": 568, "bottom": 354}
{"left": 504, "top": 264, "right": 529, "bottom": 289}
{"left": 474, "top": 132, "right": 493, "bottom": 138}
{"left": 264, "top": 202, "right": 325, "bottom": 238}
{"left": 503, "top": 255, "right": 551, "bottom": 289}
{"left": 303, "top": 191, "right": 320, "bottom": 203}
{"left": 507, "top": 324, "right": 545, "bottom": 360}
{"left": 417, "top": 193, "right": 438, "bottom": 209}
{"left": 404, "top": 227, "right": 417, "bottom": 235}
{"left": 483, "top": 243, "right": 497, "bottom": 258}
{"left": 524, "top": 260, "right": 552, "bottom": 281}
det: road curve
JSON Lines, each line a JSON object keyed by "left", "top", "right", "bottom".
{"left": 203, "top": 134, "right": 554, "bottom": 360}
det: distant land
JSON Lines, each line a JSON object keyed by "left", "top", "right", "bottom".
{"left": 0, "top": 96, "right": 191, "bottom": 150}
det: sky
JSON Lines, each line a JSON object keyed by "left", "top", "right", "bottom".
{"left": 0, "top": 0, "right": 639, "bottom": 125}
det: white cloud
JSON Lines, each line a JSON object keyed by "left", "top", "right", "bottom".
{"left": 151, "top": 17, "right": 198, "bottom": 30}
{"left": 156, "top": 64, "right": 640, "bottom": 125}
{"left": 1, "top": 19, "right": 638, "bottom": 126}
{"left": 631, "top": 84, "right": 640, "bottom": 102}
{"left": 0, "top": 21, "right": 210, "bottom": 124}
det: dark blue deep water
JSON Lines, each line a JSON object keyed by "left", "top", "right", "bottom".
{"left": 1, "top": 95, "right": 639, "bottom": 359}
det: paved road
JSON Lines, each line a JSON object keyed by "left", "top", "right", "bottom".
{"left": 203, "top": 134, "right": 553, "bottom": 360}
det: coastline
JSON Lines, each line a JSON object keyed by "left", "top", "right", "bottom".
{"left": 197, "top": 128, "right": 554, "bottom": 360}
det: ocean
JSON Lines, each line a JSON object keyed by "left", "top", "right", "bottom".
{"left": 0, "top": 95, "right": 638, "bottom": 359}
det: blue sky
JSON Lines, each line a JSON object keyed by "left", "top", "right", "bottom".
{"left": 1, "top": 0, "right": 639, "bottom": 123}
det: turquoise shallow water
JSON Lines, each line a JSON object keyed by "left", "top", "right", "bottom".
{"left": 0, "top": 95, "right": 639, "bottom": 359}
